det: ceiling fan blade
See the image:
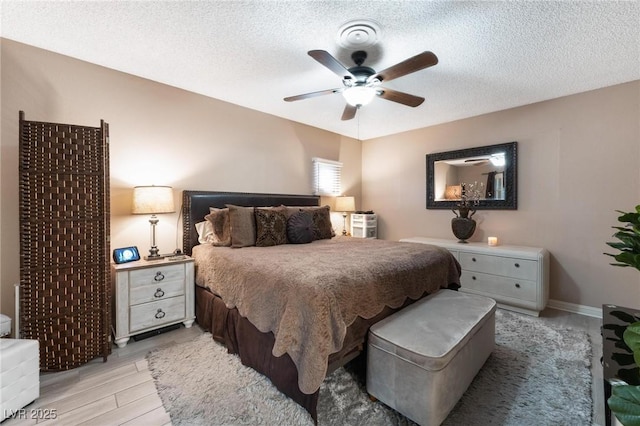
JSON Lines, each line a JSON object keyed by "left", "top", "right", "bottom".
{"left": 368, "top": 51, "right": 438, "bottom": 83}
{"left": 284, "top": 88, "right": 343, "bottom": 102}
{"left": 378, "top": 88, "right": 425, "bottom": 107}
{"left": 341, "top": 104, "right": 358, "bottom": 121}
{"left": 308, "top": 50, "right": 355, "bottom": 80}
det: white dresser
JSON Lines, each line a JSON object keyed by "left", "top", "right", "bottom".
{"left": 400, "top": 237, "right": 549, "bottom": 316}
{"left": 111, "top": 257, "right": 195, "bottom": 347}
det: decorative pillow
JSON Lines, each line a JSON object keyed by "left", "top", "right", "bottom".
{"left": 195, "top": 220, "right": 215, "bottom": 244}
{"left": 311, "top": 205, "right": 335, "bottom": 240}
{"left": 226, "top": 204, "right": 256, "bottom": 248}
{"left": 286, "top": 210, "right": 314, "bottom": 244}
{"left": 255, "top": 206, "right": 288, "bottom": 247}
{"left": 204, "top": 208, "right": 231, "bottom": 247}
{"left": 286, "top": 205, "right": 334, "bottom": 240}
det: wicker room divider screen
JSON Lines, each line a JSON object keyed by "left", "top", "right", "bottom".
{"left": 19, "top": 111, "right": 111, "bottom": 371}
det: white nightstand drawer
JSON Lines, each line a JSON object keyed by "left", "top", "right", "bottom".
{"left": 129, "top": 264, "right": 184, "bottom": 286}
{"left": 130, "top": 296, "right": 186, "bottom": 332}
{"left": 459, "top": 252, "right": 537, "bottom": 280}
{"left": 461, "top": 271, "right": 537, "bottom": 302}
{"left": 129, "top": 279, "right": 184, "bottom": 306}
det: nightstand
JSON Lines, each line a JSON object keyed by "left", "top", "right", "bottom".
{"left": 111, "top": 256, "right": 195, "bottom": 348}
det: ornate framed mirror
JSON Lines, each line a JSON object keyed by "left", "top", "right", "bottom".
{"left": 426, "top": 141, "right": 517, "bottom": 210}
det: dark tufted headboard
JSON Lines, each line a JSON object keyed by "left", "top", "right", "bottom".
{"left": 181, "top": 190, "right": 320, "bottom": 255}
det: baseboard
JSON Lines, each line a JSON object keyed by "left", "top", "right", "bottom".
{"left": 547, "top": 299, "right": 602, "bottom": 319}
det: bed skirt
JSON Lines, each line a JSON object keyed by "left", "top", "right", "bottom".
{"left": 195, "top": 285, "right": 443, "bottom": 421}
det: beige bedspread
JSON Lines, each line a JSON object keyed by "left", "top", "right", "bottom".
{"left": 193, "top": 236, "right": 460, "bottom": 394}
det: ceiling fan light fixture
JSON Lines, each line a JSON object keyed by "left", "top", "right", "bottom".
{"left": 343, "top": 86, "right": 376, "bottom": 107}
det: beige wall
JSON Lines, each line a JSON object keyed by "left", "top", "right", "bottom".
{"left": 2, "top": 37, "right": 638, "bottom": 319}
{"left": 0, "top": 38, "right": 361, "bottom": 321}
{"left": 362, "top": 81, "right": 640, "bottom": 309}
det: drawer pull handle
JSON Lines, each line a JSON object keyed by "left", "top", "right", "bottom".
{"left": 154, "top": 272, "right": 165, "bottom": 282}
{"left": 155, "top": 309, "right": 166, "bottom": 319}
{"left": 154, "top": 288, "right": 165, "bottom": 298}
{"left": 514, "top": 263, "right": 520, "bottom": 268}
{"left": 515, "top": 283, "right": 521, "bottom": 288}
{"left": 472, "top": 257, "right": 477, "bottom": 262}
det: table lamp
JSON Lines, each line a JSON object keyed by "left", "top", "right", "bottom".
{"left": 335, "top": 196, "right": 356, "bottom": 236}
{"left": 132, "top": 185, "right": 175, "bottom": 260}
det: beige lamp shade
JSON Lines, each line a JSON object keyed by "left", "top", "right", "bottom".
{"left": 335, "top": 196, "right": 356, "bottom": 212}
{"left": 132, "top": 186, "right": 175, "bottom": 214}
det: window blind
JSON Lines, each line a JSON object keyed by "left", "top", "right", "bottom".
{"left": 312, "top": 157, "right": 342, "bottom": 196}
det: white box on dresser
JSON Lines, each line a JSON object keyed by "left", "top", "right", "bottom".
{"left": 111, "top": 256, "right": 195, "bottom": 347}
{"left": 400, "top": 237, "right": 549, "bottom": 316}
{"left": 351, "top": 213, "right": 377, "bottom": 238}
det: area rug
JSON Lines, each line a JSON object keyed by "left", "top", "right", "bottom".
{"left": 147, "top": 309, "right": 592, "bottom": 425}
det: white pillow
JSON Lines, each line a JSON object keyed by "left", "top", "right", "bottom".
{"left": 195, "top": 220, "right": 215, "bottom": 244}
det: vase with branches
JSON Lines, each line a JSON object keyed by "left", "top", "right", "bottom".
{"left": 451, "top": 181, "right": 484, "bottom": 243}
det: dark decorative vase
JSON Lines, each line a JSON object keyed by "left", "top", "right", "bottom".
{"left": 451, "top": 206, "right": 476, "bottom": 243}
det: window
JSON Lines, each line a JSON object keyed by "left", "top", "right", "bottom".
{"left": 312, "top": 157, "right": 342, "bottom": 196}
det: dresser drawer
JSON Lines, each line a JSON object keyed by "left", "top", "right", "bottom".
{"left": 351, "top": 214, "right": 377, "bottom": 224}
{"left": 461, "top": 271, "right": 537, "bottom": 302}
{"left": 459, "top": 252, "right": 537, "bottom": 280}
{"left": 129, "top": 296, "right": 185, "bottom": 332}
{"left": 129, "top": 264, "right": 184, "bottom": 286}
{"left": 129, "top": 279, "right": 184, "bottom": 306}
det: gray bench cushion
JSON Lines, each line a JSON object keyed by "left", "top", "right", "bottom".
{"left": 367, "top": 289, "right": 496, "bottom": 426}
{"left": 369, "top": 290, "right": 496, "bottom": 370}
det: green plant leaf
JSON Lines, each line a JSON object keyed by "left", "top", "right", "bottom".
{"left": 608, "top": 242, "right": 633, "bottom": 250}
{"left": 609, "top": 385, "right": 640, "bottom": 426}
{"left": 615, "top": 253, "right": 640, "bottom": 270}
{"left": 606, "top": 207, "right": 640, "bottom": 271}
{"left": 618, "top": 212, "right": 640, "bottom": 225}
{"left": 625, "top": 323, "right": 640, "bottom": 367}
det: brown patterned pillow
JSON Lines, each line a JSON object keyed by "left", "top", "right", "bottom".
{"left": 204, "top": 208, "right": 231, "bottom": 246}
{"left": 226, "top": 205, "right": 256, "bottom": 248}
{"left": 255, "top": 206, "right": 288, "bottom": 247}
{"left": 285, "top": 205, "right": 334, "bottom": 240}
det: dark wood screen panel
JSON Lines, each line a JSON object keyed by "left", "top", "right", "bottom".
{"left": 19, "top": 111, "right": 111, "bottom": 371}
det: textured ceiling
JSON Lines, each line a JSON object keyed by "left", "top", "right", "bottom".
{"left": 1, "top": 1, "right": 639, "bottom": 140}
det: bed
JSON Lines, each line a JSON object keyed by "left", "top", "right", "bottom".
{"left": 182, "top": 190, "right": 461, "bottom": 421}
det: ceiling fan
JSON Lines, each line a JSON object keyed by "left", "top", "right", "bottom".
{"left": 284, "top": 49, "right": 438, "bottom": 120}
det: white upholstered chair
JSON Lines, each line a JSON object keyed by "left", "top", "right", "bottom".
{"left": 0, "top": 314, "right": 40, "bottom": 421}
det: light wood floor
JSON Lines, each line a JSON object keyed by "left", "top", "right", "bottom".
{"left": 3, "top": 308, "right": 604, "bottom": 426}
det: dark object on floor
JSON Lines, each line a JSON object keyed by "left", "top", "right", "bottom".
{"left": 133, "top": 324, "right": 181, "bottom": 342}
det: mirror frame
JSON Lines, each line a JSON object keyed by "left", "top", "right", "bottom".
{"left": 426, "top": 141, "right": 518, "bottom": 210}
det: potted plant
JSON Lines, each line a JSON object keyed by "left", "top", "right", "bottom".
{"left": 605, "top": 205, "right": 640, "bottom": 425}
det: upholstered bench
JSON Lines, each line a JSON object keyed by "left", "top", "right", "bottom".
{"left": 367, "top": 290, "right": 496, "bottom": 426}
{"left": 0, "top": 339, "right": 40, "bottom": 421}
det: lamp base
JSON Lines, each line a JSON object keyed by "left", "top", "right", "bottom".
{"left": 342, "top": 212, "right": 348, "bottom": 236}
{"left": 144, "top": 254, "right": 166, "bottom": 261}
